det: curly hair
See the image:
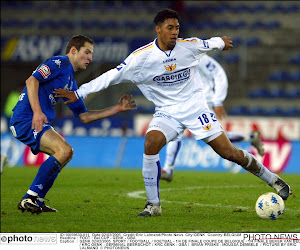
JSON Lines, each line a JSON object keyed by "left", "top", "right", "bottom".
{"left": 153, "top": 8, "right": 179, "bottom": 26}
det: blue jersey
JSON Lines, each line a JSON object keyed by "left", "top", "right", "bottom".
{"left": 10, "top": 55, "right": 88, "bottom": 123}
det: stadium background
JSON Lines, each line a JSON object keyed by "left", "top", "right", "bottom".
{"left": 1, "top": 0, "right": 300, "bottom": 173}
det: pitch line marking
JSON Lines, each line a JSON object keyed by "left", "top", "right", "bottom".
{"left": 127, "top": 185, "right": 260, "bottom": 210}
{"left": 127, "top": 185, "right": 300, "bottom": 212}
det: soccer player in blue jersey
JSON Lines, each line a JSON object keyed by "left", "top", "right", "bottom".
{"left": 9, "top": 35, "right": 136, "bottom": 214}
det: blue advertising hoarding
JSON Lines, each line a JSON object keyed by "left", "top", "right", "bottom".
{"left": 1, "top": 35, "right": 152, "bottom": 63}
{"left": 1, "top": 36, "right": 129, "bottom": 63}
{"left": 1, "top": 133, "right": 299, "bottom": 173}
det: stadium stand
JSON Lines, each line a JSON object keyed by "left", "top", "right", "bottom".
{"left": 1, "top": 0, "right": 299, "bottom": 117}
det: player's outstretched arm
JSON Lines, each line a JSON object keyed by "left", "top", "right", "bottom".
{"left": 53, "top": 88, "right": 78, "bottom": 104}
{"left": 78, "top": 94, "right": 137, "bottom": 124}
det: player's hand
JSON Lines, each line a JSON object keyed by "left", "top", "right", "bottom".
{"left": 32, "top": 111, "right": 48, "bottom": 132}
{"left": 53, "top": 88, "right": 78, "bottom": 104}
{"left": 221, "top": 36, "right": 233, "bottom": 50}
{"left": 118, "top": 94, "right": 137, "bottom": 111}
{"left": 213, "top": 105, "right": 227, "bottom": 120}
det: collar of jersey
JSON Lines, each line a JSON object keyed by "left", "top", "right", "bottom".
{"left": 155, "top": 38, "right": 175, "bottom": 57}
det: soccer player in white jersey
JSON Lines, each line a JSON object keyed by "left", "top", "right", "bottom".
{"left": 161, "top": 54, "right": 265, "bottom": 182}
{"left": 54, "top": 9, "right": 292, "bottom": 217}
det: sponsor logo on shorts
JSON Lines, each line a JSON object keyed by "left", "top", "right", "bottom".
{"left": 203, "top": 124, "right": 211, "bottom": 130}
{"left": 153, "top": 112, "right": 173, "bottom": 119}
{"left": 38, "top": 64, "right": 51, "bottom": 79}
{"left": 33, "top": 130, "right": 38, "bottom": 139}
{"left": 148, "top": 124, "right": 162, "bottom": 129}
{"left": 32, "top": 124, "right": 50, "bottom": 139}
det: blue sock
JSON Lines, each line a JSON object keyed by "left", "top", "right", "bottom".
{"left": 23, "top": 156, "right": 61, "bottom": 204}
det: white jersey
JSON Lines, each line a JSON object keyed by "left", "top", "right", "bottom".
{"left": 198, "top": 54, "right": 228, "bottom": 107}
{"left": 76, "top": 37, "right": 225, "bottom": 107}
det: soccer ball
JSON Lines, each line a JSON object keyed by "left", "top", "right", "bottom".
{"left": 255, "top": 192, "right": 285, "bottom": 219}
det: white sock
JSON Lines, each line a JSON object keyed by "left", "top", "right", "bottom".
{"left": 143, "top": 154, "right": 161, "bottom": 204}
{"left": 242, "top": 150, "right": 277, "bottom": 184}
{"left": 163, "top": 141, "right": 181, "bottom": 174}
{"left": 27, "top": 190, "right": 39, "bottom": 197}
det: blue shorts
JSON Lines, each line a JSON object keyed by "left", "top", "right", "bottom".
{"left": 9, "top": 120, "right": 53, "bottom": 155}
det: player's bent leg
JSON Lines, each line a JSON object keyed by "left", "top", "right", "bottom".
{"left": 39, "top": 129, "right": 74, "bottom": 210}
{"left": 19, "top": 129, "right": 73, "bottom": 214}
{"left": 208, "top": 132, "right": 292, "bottom": 200}
{"left": 207, "top": 132, "right": 244, "bottom": 165}
{"left": 40, "top": 129, "right": 74, "bottom": 168}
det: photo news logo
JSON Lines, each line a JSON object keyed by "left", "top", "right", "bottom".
{"left": 1, "top": 234, "right": 57, "bottom": 245}
{"left": 243, "top": 233, "right": 299, "bottom": 241}
{"left": 243, "top": 233, "right": 300, "bottom": 247}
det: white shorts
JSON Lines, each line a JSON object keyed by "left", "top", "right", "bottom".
{"left": 146, "top": 91, "right": 224, "bottom": 143}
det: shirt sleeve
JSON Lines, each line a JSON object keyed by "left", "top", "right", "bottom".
{"left": 66, "top": 98, "right": 88, "bottom": 117}
{"left": 32, "top": 58, "right": 62, "bottom": 83}
{"left": 201, "top": 37, "right": 225, "bottom": 51}
{"left": 194, "top": 37, "right": 225, "bottom": 60}
{"left": 67, "top": 79, "right": 88, "bottom": 117}
{"left": 76, "top": 54, "right": 136, "bottom": 99}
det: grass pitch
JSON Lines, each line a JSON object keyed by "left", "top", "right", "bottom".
{"left": 1, "top": 167, "right": 299, "bottom": 233}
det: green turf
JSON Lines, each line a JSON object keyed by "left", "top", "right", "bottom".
{"left": 1, "top": 167, "right": 299, "bottom": 233}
